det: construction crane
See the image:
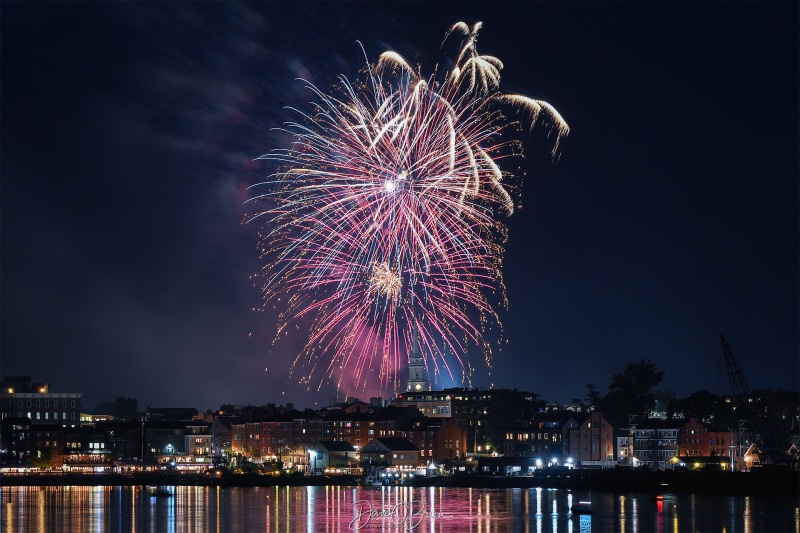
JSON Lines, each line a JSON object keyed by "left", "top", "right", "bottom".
{"left": 720, "top": 335, "right": 768, "bottom": 467}
{"left": 720, "top": 335, "right": 752, "bottom": 399}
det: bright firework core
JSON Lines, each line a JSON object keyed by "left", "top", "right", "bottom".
{"left": 384, "top": 171, "right": 407, "bottom": 194}
{"left": 249, "top": 21, "right": 568, "bottom": 393}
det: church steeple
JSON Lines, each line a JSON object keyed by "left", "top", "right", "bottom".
{"left": 406, "top": 324, "right": 427, "bottom": 392}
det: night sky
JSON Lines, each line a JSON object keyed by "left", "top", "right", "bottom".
{"left": 2, "top": 2, "right": 797, "bottom": 412}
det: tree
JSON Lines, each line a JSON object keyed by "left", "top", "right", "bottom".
{"left": 94, "top": 397, "right": 139, "bottom": 419}
{"left": 93, "top": 401, "right": 115, "bottom": 415}
{"left": 33, "top": 447, "right": 54, "bottom": 470}
{"left": 585, "top": 384, "right": 603, "bottom": 409}
{"left": 668, "top": 390, "right": 724, "bottom": 424}
{"left": 599, "top": 359, "right": 665, "bottom": 427}
{"left": 112, "top": 397, "right": 139, "bottom": 421}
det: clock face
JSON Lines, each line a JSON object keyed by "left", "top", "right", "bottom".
{"left": 415, "top": 384, "right": 422, "bottom": 391}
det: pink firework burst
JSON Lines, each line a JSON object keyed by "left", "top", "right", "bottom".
{"left": 247, "top": 21, "right": 568, "bottom": 393}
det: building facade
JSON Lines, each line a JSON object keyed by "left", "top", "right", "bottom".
{"left": 633, "top": 421, "right": 679, "bottom": 469}
{"left": 1, "top": 377, "right": 82, "bottom": 426}
{"left": 566, "top": 411, "right": 615, "bottom": 465}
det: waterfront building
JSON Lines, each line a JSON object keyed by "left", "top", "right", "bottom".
{"left": 0, "top": 376, "right": 82, "bottom": 426}
{"left": 616, "top": 430, "right": 633, "bottom": 466}
{"left": 178, "top": 423, "right": 213, "bottom": 471}
{"left": 679, "top": 417, "right": 714, "bottom": 457}
{"left": 31, "top": 423, "right": 65, "bottom": 467}
{"left": 393, "top": 390, "right": 453, "bottom": 418}
{"left": 309, "top": 440, "right": 358, "bottom": 475}
{"left": 564, "top": 411, "right": 616, "bottom": 466}
{"left": 632, "top": 420, "right": 680, "bottom": 469}
{"left": 96, "top": 421, "right": 140, "bottom": 462}
{"left": 1, "top": 418, "right": 32, "bottom": 464}
{"left": 229, "top": 411, "right": 324, "bottom": 472}
{"left": 669, "top": 455, "right": 733, "bottom": 470}
{"left": 396, "top": 417, "right": 467, "bottom": 463}
{"left": 211, "top": 416, "right": 234, "bottom": 459}
{"left": 361, "top": 437, "right": 421, "bottom": 469}
{"left": 0, "top": 376, "right": 82, "bottom": 464}
{"left": 503, "top": 413, "right": 570, "bottom": 464}
{"left": 144, "top": 421, "right": 187, "bottom": 460}
{"left": 678, "top": 417, "right": 743, "bottom": 470}
{"left": 394, "top": 387, "right": 540, "bottom": 455}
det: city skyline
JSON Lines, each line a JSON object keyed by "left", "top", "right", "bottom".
{"left": 1, "top": 3, "right": 798, "bottom": 411}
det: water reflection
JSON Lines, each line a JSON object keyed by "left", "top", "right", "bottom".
{"left": 1, "top": 485, "right": 797, "bottom": 532}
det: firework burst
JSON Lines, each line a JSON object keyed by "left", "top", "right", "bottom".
{"left": 247, "top": 22, "right": 568, "bottom": 392}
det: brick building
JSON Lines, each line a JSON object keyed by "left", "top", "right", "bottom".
{"left": 564, "top": 411, "right": 615, "bottom": 465}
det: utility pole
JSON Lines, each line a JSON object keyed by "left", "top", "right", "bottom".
{"left": 628, "top": 415, "right": 637, "bottom": 466}
{"left": 738, "top": 420, "right": 747, "bottom": 471}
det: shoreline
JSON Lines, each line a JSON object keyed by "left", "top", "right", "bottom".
{"left": 2, "top": 469, "right": 797, "bottom": 496}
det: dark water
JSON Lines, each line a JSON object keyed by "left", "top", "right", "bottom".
{"left": 1, "top": 485, "right": 798, "bottom": 532}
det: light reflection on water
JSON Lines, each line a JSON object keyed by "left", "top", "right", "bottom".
{"left": 1, "top": 485, "right": 797, "bottom": 533}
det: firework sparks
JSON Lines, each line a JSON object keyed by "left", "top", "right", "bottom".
{"left": 370, "top": 262, "right": 402, "bottom": 303}
{"left": 247, "top": 22, "right": 568, "bottom": 392}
